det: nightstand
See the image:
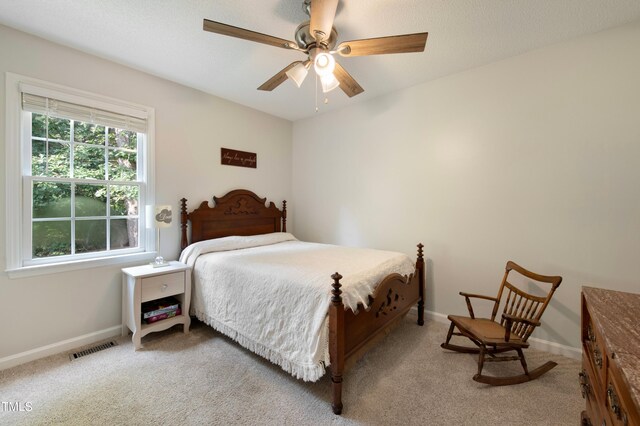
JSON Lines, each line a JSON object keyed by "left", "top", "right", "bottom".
{"left": 121, "top": 261, "right": 191, "bottom": 350}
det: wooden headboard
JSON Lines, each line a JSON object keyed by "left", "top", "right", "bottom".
{"left": 179, "top": 189, "right": 287, "bottom": 250}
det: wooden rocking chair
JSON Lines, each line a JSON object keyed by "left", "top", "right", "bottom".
{"left": 441, "top": 261, "right": 562, "bottom": 385}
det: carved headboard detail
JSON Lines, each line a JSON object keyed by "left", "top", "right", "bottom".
{"left": 180, "top": 189, "right": 287, "bottom": 250}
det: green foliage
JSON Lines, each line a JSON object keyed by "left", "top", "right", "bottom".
{"left": 108, "top": 149, "right": 137, "bottom": 181}
{"left": 31, "top": 140, "right": 70, "bottom": 177}
{"left": 33, "top": 221, "right": 71, "bottom": 257}
{"left": 75, "top": 220, "right": 107, "bottom": 253}
{"left": 31, "top": 114, "right": 70, "bottom": 140}
{"left": 75, "top": 122, "right": 105, "bottom": 144}
{"left": 75, "top": 145, "right": 105, "bottom": 180}
{"left": 30, "top": 113, "right": 141, "bottom": 258}
{"left": 110, "top": 185, "right": 139, "bottom": 216}
{"left": 33, "top": 182, "right": 71, "bottom": 218}
{"left": 75, "top": 193, "right": 107, "bottom": 217}
{"left": 108, "top": 128, "right": 137, "bottom": 149}
{"left": 32, "top": 113, "right": 46, "bottom": 138}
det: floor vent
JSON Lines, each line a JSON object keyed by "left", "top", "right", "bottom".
{"left": 69, "top": 341, "right": 117, "bottom": 361}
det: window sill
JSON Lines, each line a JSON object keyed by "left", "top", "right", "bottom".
{"left": 6, "top": 252, "right": 159, "bottom": 279}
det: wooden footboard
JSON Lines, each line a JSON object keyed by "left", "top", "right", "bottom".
{"left": 180, "top": 190, "right": 425, "bottom": 415}
{"left": 329, "top": 243, "right": 425, "bottom": 414}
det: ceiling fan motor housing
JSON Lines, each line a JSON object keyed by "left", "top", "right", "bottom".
{"left": 295, "top": 21, "right": 338, "bottom": 51}
{"left": 202, "top": 0, "right": 427, "bottom": 98}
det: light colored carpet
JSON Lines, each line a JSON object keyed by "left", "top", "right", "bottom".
{"left": 0, "top": 314, "right": 582, "bottom": 425}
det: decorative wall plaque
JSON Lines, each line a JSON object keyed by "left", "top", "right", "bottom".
{"left": 221, "top": 148, "right": 257, "bottom": 168}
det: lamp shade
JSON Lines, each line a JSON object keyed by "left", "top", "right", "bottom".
{"left": 320, "top": 73, "right": 340, "bottom": 93}
{"left": 285, "top": 62, "right": 309, "bottom": 88}
{"left": 314, "top": 52, "right": 335, "bottom": 76}
{"left": 154, "top": 205, "right": 172, "bottom": 229}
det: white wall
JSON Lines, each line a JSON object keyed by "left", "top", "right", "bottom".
{"left": 292, "top": 21, "right": 640, "bottom": 350}
{"left": 0, "top": 24, "right": 292, "bottom": 363}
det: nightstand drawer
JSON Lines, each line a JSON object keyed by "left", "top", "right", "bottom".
{"left": 141, "top": 272, "right": 184, "bottom": 302}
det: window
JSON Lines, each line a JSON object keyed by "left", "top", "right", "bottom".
{"left": 5, "top": 74, "right": 155, "bottom": 276}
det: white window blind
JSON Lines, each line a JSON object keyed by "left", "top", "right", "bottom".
{"left": 5, "top": 73, "right": 156, "bottom": 277}
{"left": 22, "top": 93, "right": 147, "bottom": 133}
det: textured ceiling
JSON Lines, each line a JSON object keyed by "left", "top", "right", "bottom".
{"left": 1, "top": 1, "right": 640, "bottom": 121}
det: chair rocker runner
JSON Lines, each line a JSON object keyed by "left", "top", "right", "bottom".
{"left": 441, "top": 261, "right": 562, "bottom": 386}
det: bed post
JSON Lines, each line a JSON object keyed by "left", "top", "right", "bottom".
{"left": 282, "top": 200, "right": 287, "bottom": 232}
{"left": 416, "top": 243, "right": 425, "bottom": 326}
{"left": 329, "top": 272, "right": 345, "bottom": 415}
{"left": 180, "top": 198, "right": 188, "bottom": 251}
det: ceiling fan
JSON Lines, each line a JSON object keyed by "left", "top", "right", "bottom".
{"left": 203, "top": 0, "right": 428, "bottom": 98}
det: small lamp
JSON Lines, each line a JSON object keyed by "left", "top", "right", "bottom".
{"left": 151, "top": 204, "right": 172, "bottom": 267}
{"left": 286, "top": 61, "right": 310, "bottom": 88}
{"left": 314, "top": 52, "right": 335, "bottom": 76}
{"left": 320, "top": 73, "right": 340, "bottom": 93}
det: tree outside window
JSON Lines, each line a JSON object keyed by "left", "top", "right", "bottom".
{"left": 31, "top": 113, "right": 141, "bottom": 258}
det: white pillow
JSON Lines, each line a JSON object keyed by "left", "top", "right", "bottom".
{"left": 179, "top": 232, "right": 297, "bottom": 266}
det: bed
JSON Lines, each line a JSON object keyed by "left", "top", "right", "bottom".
{"left": 178, "top": 189, "right": 425, "bottom": 414}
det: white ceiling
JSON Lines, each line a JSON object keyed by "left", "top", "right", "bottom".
{"left": 2, "top": 1, "right": 640, "bottom": 122}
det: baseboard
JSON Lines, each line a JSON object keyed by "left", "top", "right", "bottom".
{"left": 419, "top": 308, "right": 581, "bottom": 360}
{"left": 2, "top": 307, "right": 582, "bottom": 370}
{"left": 527, "top": 335, "right": 581, "bottom": 359}
{"left": 0, "top": 325, "right": 122, "bottom": 371}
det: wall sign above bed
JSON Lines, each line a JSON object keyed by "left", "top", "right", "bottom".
{"left": 221, "top": 148, "right": 257, "bottom": 168}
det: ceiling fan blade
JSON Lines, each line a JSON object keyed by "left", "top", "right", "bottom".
{"left": 337, "top": 32, "right": 428, "bottom": 57}
{"left": 333, "top": 62, "right": 364, "bottom": 98}
{"left": 203, "top": 19, "right": 297, "bottom": 50}
{"left": 309, "top": 0, "right": 339, "bottom": 43}
{"left": 257, "top": 62, "right": 302, "bottom": 91}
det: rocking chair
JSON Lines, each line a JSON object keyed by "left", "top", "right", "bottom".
{"left": 441, "top": 261, "right": 562, "bottom": 385}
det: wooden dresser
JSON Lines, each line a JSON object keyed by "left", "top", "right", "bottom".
{"left": 580, "top": 287, "right": 640, "bottom": 426}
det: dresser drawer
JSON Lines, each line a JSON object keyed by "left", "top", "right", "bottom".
{"left": 607, "top": 354, "right": 640, "bottom": 426}
{"left": 582, "top": 308, "right": 607, "bottom": 390}
{"left": 581, "top": 287, "right": 640, "bottom": 426}
{"left": 141, "top": 271, "right": 184, "bottom": 302}
{"left": 581, "top": 354, "right": 606, "bottom": 425}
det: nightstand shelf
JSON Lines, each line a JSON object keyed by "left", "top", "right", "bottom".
{"left": 139, "top": 313, "right": 189, "bottom": 332}
{"left": 122, "top": 261, "right": 191, "bottom": 350}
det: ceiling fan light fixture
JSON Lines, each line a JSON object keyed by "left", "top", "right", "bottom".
{"left": 203, "top": 0, "right": 428, "bottom": 100}
{"left": 314, "top": 52, "right": 335, "bottom": 76}
{"left": 285, "top": 62, "right": 309, "bottom": 88}
{"left": 320, "top": 73, "right": 340, "bottom": 93}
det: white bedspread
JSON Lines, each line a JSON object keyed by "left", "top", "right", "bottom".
{"left": 179, "top": 233, "right": 415, "bottom": 382}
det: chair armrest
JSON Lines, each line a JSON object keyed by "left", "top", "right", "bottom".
{"left": 459, "top": 292, "right": 499, "bottom": 302}
{"left": 501, "top": 313, "right": 541, "bottom": 341}
{"left": 501, "top": 313, "right": 541, "bottom": 327}
{"left": 459, "top": 292, "right": 499, "bottom": 319}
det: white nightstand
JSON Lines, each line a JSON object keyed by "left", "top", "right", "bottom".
{"left": 121, "top": 261, "right": 191, "bottom": 350}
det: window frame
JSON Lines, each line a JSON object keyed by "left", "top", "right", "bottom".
{"left": 5, "top": 73, "right": 157, "bottom": 278}
{"left": 25, "top": 116, "right": 144, "bottom": 264}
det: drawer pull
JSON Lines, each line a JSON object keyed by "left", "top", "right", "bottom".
{"left": 593, "top": 346, "right": 602, "bottom": 368}
{"left": 607, "top": 385, "right": 626, "bottom": 424}
{"left": 578, "top": 370, "right": 591, "bottom": 399}
{"left": 162, "top": 284, "right": 168, "bottom": 291}
{"left": 587, "top": 324, "right": 595, "bottom": 342}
